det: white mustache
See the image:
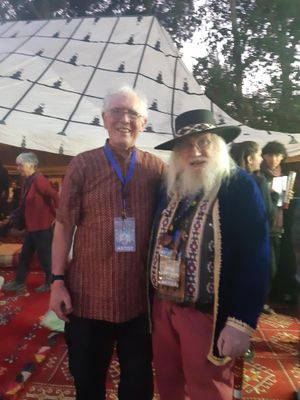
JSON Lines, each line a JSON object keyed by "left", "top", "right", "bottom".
{"left": 189, "top": 157, "right": 207, "bottom": 164}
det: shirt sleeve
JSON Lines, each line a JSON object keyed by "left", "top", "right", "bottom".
{"left": 56, "top": 156, "right": 84, "bottom": 226}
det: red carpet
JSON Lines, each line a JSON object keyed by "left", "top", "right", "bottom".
{"left": 18, "top": 334, "right": 151, "bottom": 400}
{"left": 0, "top": 270, "right": 299, "bottom": 399}
{"left": 18, "top": 307, "right": 300, "bottom": 400}
{"left": 0, "top": 270, "right": 53, "bottom": 400}
{"left": 243, "top": 308, "right": 300, "bottom": 400}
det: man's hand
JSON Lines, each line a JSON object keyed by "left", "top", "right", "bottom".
{"left": 49, "top": 281, "right": 73, "bottom": 322}
{"left": 217, "top": 325, "right": 250, "bottom": 358}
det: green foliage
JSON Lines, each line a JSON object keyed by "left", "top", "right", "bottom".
{"left": 2, "top": 0, "right": 299, "bottom": 133}
{"left": 193, "top": 0, "right": 300, "bottom": 132}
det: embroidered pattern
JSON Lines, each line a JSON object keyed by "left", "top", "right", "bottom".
{"left": 184, "top": 200, "right": 209, "bottom": 302}
{"left": 151, "top": 196, "right": 215, "bottom": 303}
{"left": 227, "top": 316, "right": 254, "bottom": 336}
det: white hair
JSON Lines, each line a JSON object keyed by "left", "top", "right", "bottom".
{"left": 16, "top": 152, "right": 39, "bottom": 167}
{"left": 166, "top": 134, "right": 236, "bottom": 199}
{"left": 102, "top": 85, "right": 148, "bottom": 118}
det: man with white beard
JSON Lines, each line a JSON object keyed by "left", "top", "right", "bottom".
{"left": 150, "top": 109, "right": 269, "bottom": 400}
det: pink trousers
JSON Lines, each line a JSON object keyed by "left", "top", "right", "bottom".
{"left": 152, "top": 297, "right": 234, "bottom": 400}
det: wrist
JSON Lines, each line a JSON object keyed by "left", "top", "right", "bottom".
{"left": 51, "top": 274, "right": 65, "bottom": 284}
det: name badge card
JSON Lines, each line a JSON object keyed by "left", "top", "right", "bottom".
{"left": 158, "top": 247, "right": 181, "bottom": 288}
{"left": 114, "top": 217, "right": 136, "bottom": 252}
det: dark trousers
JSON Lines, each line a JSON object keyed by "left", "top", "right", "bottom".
{"left": 15, "top": 228, "right": 52, "bottom": 284}
{"left": 0, "top": 195, "right": 7, "bottom": 218}
{"left": 269, "top": 233, "right": 283, "bottom": 301}
{"left": 270, "top": 234, "right": 281, "bottom": 281}
{"left": 64, "top": 313, "right": 153, "bottom": 400}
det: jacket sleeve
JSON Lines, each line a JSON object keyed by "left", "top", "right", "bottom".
{"left": 218, "top": 170, "right": 270, "bottom": 334}
{"left": 253, "top": 172, "right": 278, "bottom": 226}
{"left": 34, "top": 175, "right": 59, "bottom": 208}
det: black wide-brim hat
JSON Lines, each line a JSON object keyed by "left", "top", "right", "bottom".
{"left": 155, "top": 109, "right": 241, "bottom": 150}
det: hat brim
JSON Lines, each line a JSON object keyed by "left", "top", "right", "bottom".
{"left": 154, "top": 126, "right": 241, "bottom": 151}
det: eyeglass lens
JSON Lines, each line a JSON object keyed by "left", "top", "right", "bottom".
{"left": 109, "top": 108, "right": 140, "bottom": 121}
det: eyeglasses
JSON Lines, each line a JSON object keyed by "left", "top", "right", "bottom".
{"left": 107, "top": 108, "right": 142, "bottom": 121}
{"left": 176, "top": 136, "right": 212, "bottom": 151}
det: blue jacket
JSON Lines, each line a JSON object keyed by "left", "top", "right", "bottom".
{"left": 150, "top": 168, "right": 269, "bottom": 365}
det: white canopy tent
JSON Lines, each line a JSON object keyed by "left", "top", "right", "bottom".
{"left": 0, "top": 15, "right": 300, "bottom": 166}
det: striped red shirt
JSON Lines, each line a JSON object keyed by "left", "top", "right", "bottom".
{"left": 56, "top": 144, "right": 165, "bottom": 322}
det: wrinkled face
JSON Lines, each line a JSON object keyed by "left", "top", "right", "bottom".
{"left": 175, "top": 133, "right": 214, "bottom": 171}
{"left": 16, "top": 162, "right": 35, "bottom": 177}
{"left": 263, "top": 153, "right": 284, "bottom": 170}
{"left": 102, "top": 93, "right": 147, "bottom": 149}
{"left": 248, "top": 149, "right": 262, "bottom": 172}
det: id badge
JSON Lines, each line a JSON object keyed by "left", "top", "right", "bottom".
{"left": 114, "top": 217, "right": 136, "bottom": 252}
{"left": 158, "top": 247, "right": 181, "bottom": 288}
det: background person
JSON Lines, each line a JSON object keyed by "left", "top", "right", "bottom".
{"left": 49, "top": 86, "right": 165, "bottom": 400}
{"left": 6, "top": 179, "right": 21, "bottom": 214}
{"left": 0, "top": 163, "right": 9, "bottom": 220}
{"left": 230, "top": 140, "right": 278, "bottom": 314}
{"left": 291, "top": 195, "right": 300, "bottom": 289}
{"left": 279, "top": 183, "right": 299, "bottom": 305}
{"left": 260, "top": 141, "right": 294, "bottom": 303}
{"left": 230, "top": 141, "right": 278, "bottom": 226}
{"left": 150, "top": 110, "right": 269, "bottom": 400}
{"left": 3, "top": 152, "right": 59, "bottom": 293}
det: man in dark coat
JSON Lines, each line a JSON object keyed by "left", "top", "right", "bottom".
{"left": 150, "top": 110, "right": 269, "bottom": 400}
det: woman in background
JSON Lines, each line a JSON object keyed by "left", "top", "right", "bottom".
{"left": 230, "top": 141, "right": 278, "bottom": 226}
{"left": 230, "top": 141, "right": 278, "bottom": 316}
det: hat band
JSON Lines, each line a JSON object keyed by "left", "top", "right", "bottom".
{"left": 176, "top": 123, "right": 216, "bottom": 137}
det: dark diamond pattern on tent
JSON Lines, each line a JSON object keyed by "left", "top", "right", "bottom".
{"left": 0, "top": 16, "right": 299, "bottom": 159}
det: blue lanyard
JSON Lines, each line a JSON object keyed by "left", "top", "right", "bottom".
{"left": 104, "top": 144, "right": 136, "bottom": 217}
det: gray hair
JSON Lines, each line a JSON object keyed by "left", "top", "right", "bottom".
{"left": 102, "top": 85, "right": 148, "bottom": 118}
{"left": 16, "top": 152, "right": 39, "bottom": 167}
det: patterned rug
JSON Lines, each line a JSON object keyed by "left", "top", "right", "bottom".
{"left": 17, "top": 308, "right": 299, "bottom": 400}
{"left": 0, "top": 270, "right": 53, "bottom": 400}
{"left": 243, "top": 309, "right": 300, "bottom": 400}
{"left": 17, "top": 334, "right": 145, "bottom": 400}
{"left": 1, "top": 269, "right": 299, "bottom": 399}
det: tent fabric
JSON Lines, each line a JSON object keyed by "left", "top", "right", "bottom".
{"left": 0, "top": 15, "right": 300, "bottom": 159}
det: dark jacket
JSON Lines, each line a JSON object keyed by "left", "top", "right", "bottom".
{"left": 150, "top": 168, "right": 269, "bottom": 365}
{"left": 252, "top": 171, "right": 278, "bottom": 226}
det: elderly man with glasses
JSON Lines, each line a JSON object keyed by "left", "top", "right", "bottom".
{"left": 149, "top": 109, "right": 269, "bottom": 400}
{"left": 50, "top": 86, "right": 165, "bottom": 400}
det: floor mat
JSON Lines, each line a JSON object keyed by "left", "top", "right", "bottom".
{"left": 1, "top": 269, "right": 299, "bottom": 400}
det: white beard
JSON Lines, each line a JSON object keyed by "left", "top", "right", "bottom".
{"left": 175, "top": 158, "right": 224, "bottom": 199}
{"left": 166, "top": 135, "right": 235, "bottom": 200}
